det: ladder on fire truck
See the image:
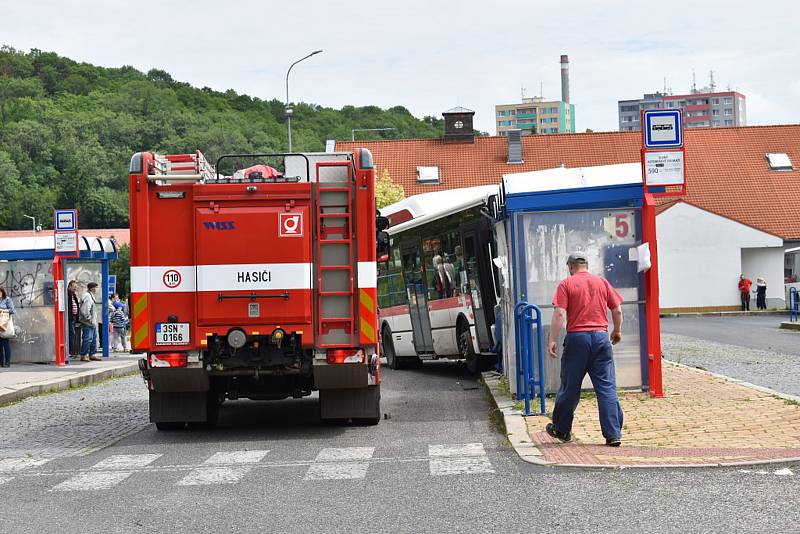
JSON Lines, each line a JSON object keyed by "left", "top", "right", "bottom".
{"left": 315, "top": 161, "right": 359, "bottom": 348}
{"left": 148, "top": 151, "right": 216, "bottom": 182}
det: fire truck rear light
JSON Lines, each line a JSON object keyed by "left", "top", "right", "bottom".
{"left": 156, "top": 191, "right": 186, "bottom": 199}
{"left": 150, "top": 353, "right": 188, "bottom": 368}
{"left": 326, "top": 349, "right": 365, "bottom": 364}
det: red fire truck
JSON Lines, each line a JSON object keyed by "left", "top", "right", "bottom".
{"left": 128, "top": 150, "right": 383, "bottom": 429}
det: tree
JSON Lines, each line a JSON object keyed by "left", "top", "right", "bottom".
{"left": 375, "top": 169, "right": 404, "bottom": 209}
{"left": 110, "top": 244, "right": 131, "bottom": 297}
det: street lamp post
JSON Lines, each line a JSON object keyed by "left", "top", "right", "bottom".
{"left": 23, "top": 214, "right": 37, "bottom": 232}
{"left": 286, "top": 50, "right": 323, "bottom": 152}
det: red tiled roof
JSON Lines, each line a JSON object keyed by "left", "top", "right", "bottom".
{"left": 338, "top": 124, "right": 800, "bottom": 240}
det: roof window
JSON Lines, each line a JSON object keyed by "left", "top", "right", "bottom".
{"left": 416, "top": 166, "right": 440, "bottom": 184}
{"left": 766, "top": 153, "right": 793, "bottom": 171}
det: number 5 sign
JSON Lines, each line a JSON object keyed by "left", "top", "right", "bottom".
{"left": 603, "top": 212, "right": 635, "bottom": 244}
{"left": 279, "top": 212, "right": 303, "bottom": 237}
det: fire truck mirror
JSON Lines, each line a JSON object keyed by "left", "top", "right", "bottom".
{"left": 376, "top": 215, "right": 390, "bottom": 232}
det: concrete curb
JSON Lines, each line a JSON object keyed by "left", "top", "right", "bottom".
{"left": 481, "top": 367, "right": 800, "bottom": 470}
{"left": 779, "top": 321, "right": 800, "bottom": 331}
{"left": 0, "top": 362, "right": 140, "bottom": 406}
{"left": 660, "top": 310, "right": 789, "bottom": 318}
{"left": 481, "top": 371, "right": 552, "bottom": 466}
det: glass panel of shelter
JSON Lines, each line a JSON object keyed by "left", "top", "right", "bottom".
{"left": 517, "top": 208, "right": 644, "bottom": 391}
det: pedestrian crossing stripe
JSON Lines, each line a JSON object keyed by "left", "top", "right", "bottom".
{"left": 304, "top": 447, "right": 375, "bottom": 480}
{"left": 2, "top": 443, "right": 496, "bottom": 491}
{"left": 177, "top": 450, "right": 270, "bottom": 486}
{"left": 52, "top": 454, "right": 162, "bottom": 491}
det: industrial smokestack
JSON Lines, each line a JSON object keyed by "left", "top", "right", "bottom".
{"left": 560, "top": 54, "right": 570, "bottom": 104}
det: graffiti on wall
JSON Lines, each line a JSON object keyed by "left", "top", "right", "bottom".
{"left": 0, "top": 261, "right": 54, "bottom": 308}
{"left": 0, "top": 261, "right": 56, "bottom": 360}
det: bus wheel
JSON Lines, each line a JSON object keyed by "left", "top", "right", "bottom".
{"left": 382, "top": 326, "right": 404, "bottom": 370}
{"left": 458, "top": 321, "right": 479, "bottom": 374}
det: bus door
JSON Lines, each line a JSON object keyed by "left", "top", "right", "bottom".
{"left": 460, "top": 221, "right": 496, "bottom": 352}
{"left": 401, "top": 241, "right": 434, "bottom": 354}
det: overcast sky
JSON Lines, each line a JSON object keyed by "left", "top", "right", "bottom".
{"left": 3, "top": 0, "right": 799, "bottom": 134}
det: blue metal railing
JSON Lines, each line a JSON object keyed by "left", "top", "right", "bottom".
{"left": 791, "top": 287, "right": 799, "bottom": 322}
{"left": 514, "top": 301, "right": 546, "bottom": 416}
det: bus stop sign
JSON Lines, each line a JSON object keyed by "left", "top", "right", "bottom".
{"left": 643, "top": 109, "right": 683, "bottom": 149}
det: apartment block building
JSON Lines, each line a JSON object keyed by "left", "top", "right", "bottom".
{"left": 618, "top": 90, "right": 746, "bottom": 131}
{"left": 496, "top": 97, "right": 576, "bottom": 136}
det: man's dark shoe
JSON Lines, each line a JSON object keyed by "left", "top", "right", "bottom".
{"left": 545, "top": 423, "right": 571, "bottom": 443}
{"left": 606, "top": 437, "right": 622, "bottom": 447}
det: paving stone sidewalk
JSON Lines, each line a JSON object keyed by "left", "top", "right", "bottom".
{"left": 0, "top": 353, "right": 140, "bottom": 406}
{"left": 520, "top": 363, "right": 800, "bottom": 467}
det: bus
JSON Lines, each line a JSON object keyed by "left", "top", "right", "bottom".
{"left": 377, "top": 186, "right": 500, "bottom": 373}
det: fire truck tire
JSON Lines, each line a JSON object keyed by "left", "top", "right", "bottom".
{"left": 155, "top": 422, "right": 185, "bottom": 431}
{"left": 188, "top": 391, "right": 221, "bottom": 429}
{"left": 319, "top": 385, "right": 381, "bottom": 423}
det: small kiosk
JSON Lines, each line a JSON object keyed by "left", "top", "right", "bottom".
{"left": 0, "top": 235, "right": 118, "bottom": 364}
{"left": 496, "top": 163, "right": 663, "bottom": 403}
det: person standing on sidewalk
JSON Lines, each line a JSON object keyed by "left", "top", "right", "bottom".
{"left": 67, "top": 281, "right": 81, "bottom": 360}
{"left": 110, "top": 303, "right": 129, "bottom": 352}
{"left": 756, "top": 277, "right": 767, "bottom": 310}
{"left": 545, "top": 251, "right": 625, "bottom": 447}
{"left": 738, "top": 275, "right": 752, "bottom": 311}
{"left": 0, "top": 287, "right": 16, "bottom": 368}
{"left": 79, "top": 282, "right": 101, "bottom": 362}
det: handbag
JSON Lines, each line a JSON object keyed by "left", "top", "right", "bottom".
{"left": 0, "top": 311, "right": 15, "bottom": 338}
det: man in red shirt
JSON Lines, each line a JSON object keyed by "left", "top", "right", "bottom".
{"left": 738, "top": 275, "right": 752, "bottom": 311}
{"left": 545, "top": 251, "right": 624, "bottom": 447}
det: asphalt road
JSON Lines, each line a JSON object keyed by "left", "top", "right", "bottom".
{"left": 1, "top": 361, "right": 798, "bottom": 533}
{"left": 662, "top": 315, "right": 800, "bottom": 356}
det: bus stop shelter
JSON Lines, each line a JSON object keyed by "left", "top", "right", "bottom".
{"left": 0, "top": 235, "right": 118, "bottom": 364}
{"left": 495, "top": 163, "right": 663, "bottom": 407}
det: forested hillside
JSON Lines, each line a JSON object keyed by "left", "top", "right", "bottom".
{"left": 0, "top": 46, "right": 444, "bottom": 229}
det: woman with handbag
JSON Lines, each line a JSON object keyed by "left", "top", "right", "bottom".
{"left": 0, "top": 287, "right": 16, "bottom": 368}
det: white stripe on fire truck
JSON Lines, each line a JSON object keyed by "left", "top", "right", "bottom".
{"left": 357, "top": 262, "right": 377, "bottom": 288}
{"left": 130, "top": 262, "right": 377, "bottom": 293}
{"left": 197, "top": 263, "right": 312, "bottom": 291}
{"left": 130, "top": 265, "right": 197, "bottom": 293}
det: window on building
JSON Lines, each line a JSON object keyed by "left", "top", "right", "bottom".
{"left": 498, "top": 110, "right": 507, "bottom": 117}
{"left": 724, "top": 119, "right": 733, "bottom": 126}
{"left": 417, "top": 166, "right": 440, "bottom": 184}
{"left": 711, "top": 109, "right": 720, "bottom": 116}
{"left": 724, "top": 97, "right": 733, "bottom": 105}
{"left": 712, "top": 120, "right": 720, "bottom": 126}
{"left": 711, "top": 98, "right": 720, "bottom": 105}
{"left": 766, "top": 153, "right": 793, "bottom": 171}
{"left": 498, "top": 120, "right": 513, "bottom": 126}
{"left": 724, "top": 108, "right": 733, "bottom": 115}
{"left": 509, "top": 110, "right": 516, "bottom": 115}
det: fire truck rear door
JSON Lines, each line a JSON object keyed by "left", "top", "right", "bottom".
{"left": 194, "top": 193, "right": 313, "bottom": 327}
